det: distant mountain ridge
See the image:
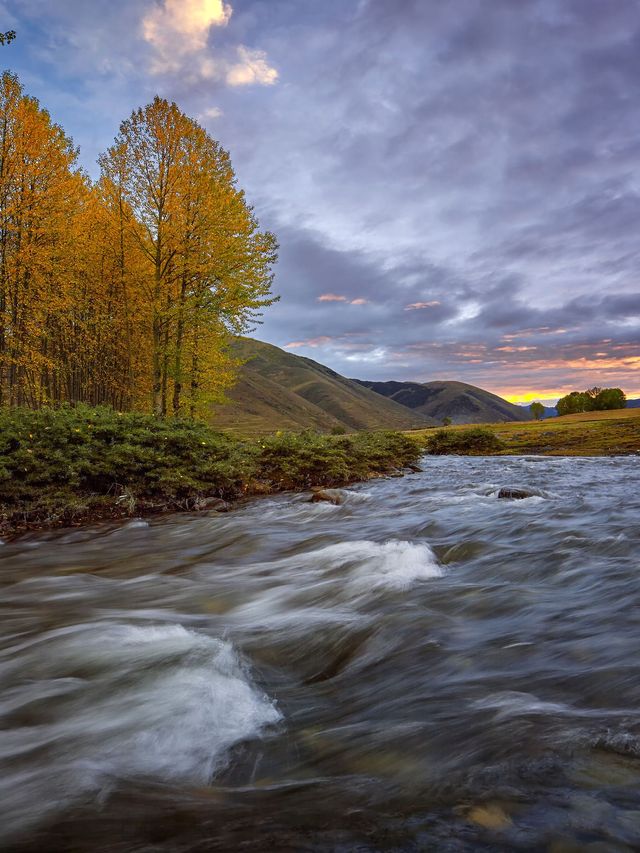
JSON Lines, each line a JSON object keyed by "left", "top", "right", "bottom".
{"left": 211, "top": 338, "right": 540, "bottom": 433}
{"left": 355, "top": 379, "right": 531, "bottom": 424}
{"left": 210, "top": 339, "right": 434, "bottom": 434}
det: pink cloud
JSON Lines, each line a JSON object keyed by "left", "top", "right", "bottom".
{"left": 317, "top": 293, "right": 347, "bottom": 302}
{"left": 285, "top": 336, "right": 334, "bottom": 349}
{"left": 404, "top": 301, "right": 440, "bottom": 310}
{"left": 350, "top": 298, "right": 368, "bottom": 305}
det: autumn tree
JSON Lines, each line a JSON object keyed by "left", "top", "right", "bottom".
{"left": 0, "top": 72, "right": 152, "bottom": 409}
{"left": 0, "top": 31, "right": 15, "bottom": 45}
{"left": 99, "top": 97, "right": 277, "bottom": 417}
{"left": 0, "top": 71, "right": 83, "bottom": 406}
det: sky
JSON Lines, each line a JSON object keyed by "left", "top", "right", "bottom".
{"left": 2, "top": 0, "right": 640, "bottom": 404}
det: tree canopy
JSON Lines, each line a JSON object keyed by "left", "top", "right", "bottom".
{"left": 0, "top": 31, "right": 15, "bottom": 45}
{"left": 529, "top": 401, "right": 544, "bottom": 420}
{"left": 556, "top": 387, "right": 626, "bottom": 416}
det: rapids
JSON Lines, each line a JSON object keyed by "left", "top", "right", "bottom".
{"left": 1, "top": 455, "right": 640, "bottom": 851}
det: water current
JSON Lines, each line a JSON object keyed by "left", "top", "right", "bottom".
{"left": 1, "top": 455, "right": 640, "bottom": 851}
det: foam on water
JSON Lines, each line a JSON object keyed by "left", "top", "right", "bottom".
{"left": 0, "top": 622, "right": 280, "bottom": 840}
{"left": 307, "top": 539, "right": 443, "bottom": 590}
{"left": 226, "top": 539, "right": 442, "bottom": 632}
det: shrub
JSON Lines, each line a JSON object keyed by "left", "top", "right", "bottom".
{"left": 0, "top": 406, "right": 423, "bottom": 532}
{"left": 425, "top": 427, "right": 504, "bottom": 455}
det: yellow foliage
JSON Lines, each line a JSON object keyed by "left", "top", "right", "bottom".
{"left": 0, "top": 76, "right": 277, "bottom": 416}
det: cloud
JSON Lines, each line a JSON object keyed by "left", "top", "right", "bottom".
{"left": 199, "top": 105, "right": 223, "bottom": 119}
{"left": 318, "top": 293, "right": 348, "bottom": 302}
{"left": 285, "top": 336, "right": 334, "bottom": 349}
{"left": 142, "top": 0, "right": 231, "bottom": 71}
{"left": 404, "top": 301, "right": 441, "bottom": 310}
{"left": 317, "top": 293, "right": 368, "bottom": 305}
{"left": 141, "top": 0, "right": 276, "bottom": 86}
{"left": 226, "top": 46, "right": 278, "bottom": 87}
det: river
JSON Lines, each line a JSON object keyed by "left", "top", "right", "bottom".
{"left": 1, "top": 455, "right": 640, "bottom": 851}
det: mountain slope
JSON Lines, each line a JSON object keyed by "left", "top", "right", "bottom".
{"left": 356, "top": 379, "right": 530, "bottom": 424}
{"left": 210, "top": 339, "right": 435, "bottom": 434}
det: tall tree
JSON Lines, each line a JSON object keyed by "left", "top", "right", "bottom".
{"left": 0, "top": 71, "right": 82, "bottom": 406}
{"left": 99, "top": 97, "right": 278, "bottom": 417}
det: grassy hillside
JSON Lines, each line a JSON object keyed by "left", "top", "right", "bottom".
{"left": 210, "top": 339, "right": 434, "bottom": 434}
{"left": 413, "top": 407, "right": 640, "bottom": 456}
{"left": 357, "top": 379, "right": 530, "bottom": 424}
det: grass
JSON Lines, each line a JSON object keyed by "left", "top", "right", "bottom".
{"left": 0, "top": 406, "right": 422, "bottom": 537}
{"left": 414, "top": 407, "right": 640, "bottom": 456}
{"left": 209, "top": 337, "right": 429, "bottom": 435}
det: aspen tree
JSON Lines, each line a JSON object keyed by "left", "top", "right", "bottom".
{"left": 100, "top": 97, "right": 277, "bottom": 417}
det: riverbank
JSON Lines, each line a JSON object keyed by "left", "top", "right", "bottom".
{"left": 0, "top": 406, "right": 422, "bottom": 538}
{"left": 413, "top": 407, "right": 640, "bottom": 456}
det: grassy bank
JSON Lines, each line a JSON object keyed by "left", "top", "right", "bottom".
{"left": 414, "top": 407, "right": 640, "bottom": 456}
{"left": 0, "top": 406, "right": 422, "bottom": 537}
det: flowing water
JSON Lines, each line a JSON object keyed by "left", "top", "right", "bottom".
{"left": 1, "top": 455, "right": 640, "bottom": 852}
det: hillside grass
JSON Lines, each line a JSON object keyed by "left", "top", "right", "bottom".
{"left": 209, "top": 337, "right": 430, "bottom": 434}
{"left": 0, "top": 406, "right": 422, "bottom": 537}
{"left": 415, "top": 407, "right": 640, "bottom": 456}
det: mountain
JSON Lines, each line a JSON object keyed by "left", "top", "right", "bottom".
{"left": 210, "top": 339, "right": 435, "bottom": 434}
{"left": 355, "top": 379, "right": 531, "bottom": 424}
{"left": 627, "top": 398, "right": 640, "bottom": 408}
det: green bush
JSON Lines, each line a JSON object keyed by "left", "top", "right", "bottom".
{"left": 253, "top": 429, "right": 421, "bottom": 489}
{"left": 0, "top": 406, "right": 423, "bottom": 532}
{"left": 425, "top": 427, "right": 504, "bottom": 455}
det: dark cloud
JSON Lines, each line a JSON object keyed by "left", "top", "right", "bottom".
{"left": 5, "top": 0, "right": 640, "bottom": 399}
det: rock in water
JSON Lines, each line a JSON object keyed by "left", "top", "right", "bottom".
{"left": 200, "top": 497, "right": 231, "bottom": 512}
{"left": 497, "top": 487, "right": 534, "bottom": 500}
{"left": 309, "top": 489, "right": 344, "bottom": 505}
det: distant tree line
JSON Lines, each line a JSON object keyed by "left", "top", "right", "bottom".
{"left": 0, "top": 72, "right": 277, "bottom": 417}
{"left": 556, "top": 387, "right": 626, "bottom": 416}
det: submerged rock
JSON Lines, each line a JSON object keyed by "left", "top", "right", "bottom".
{"left": 497, "top": 487, "right": 535, "bottom": 500}
{"left": 309, "top": 489, "right": 344, "bottom": 505}
{"left": 466, "top": 802, "right": 512, "bottom": 830}
{"left": 200, "top": 497, "right": 231, "bottom": 512}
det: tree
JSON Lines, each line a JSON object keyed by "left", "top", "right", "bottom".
{"left": 529, "top": 401, "right": 544, "bottom": 420}
{"left": 594, "top": 387, "right": 626, "bottom": 410}
{"left": 99, "top": 97, "right": 278, "bottom": 417}
{"left": 557, "top": 391, "right": 589, "bottom": 416}
{"left": 442, "top": 416, "right": 452, "bottom": 426}
{"left": 0, "top": 31, "right": 15, "bottom": 46}
{"left": 0, "top": 71, "right": 84, "bottom": 406}
{"left": 557, "top": 387, "right": 626, "bottom": 416}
